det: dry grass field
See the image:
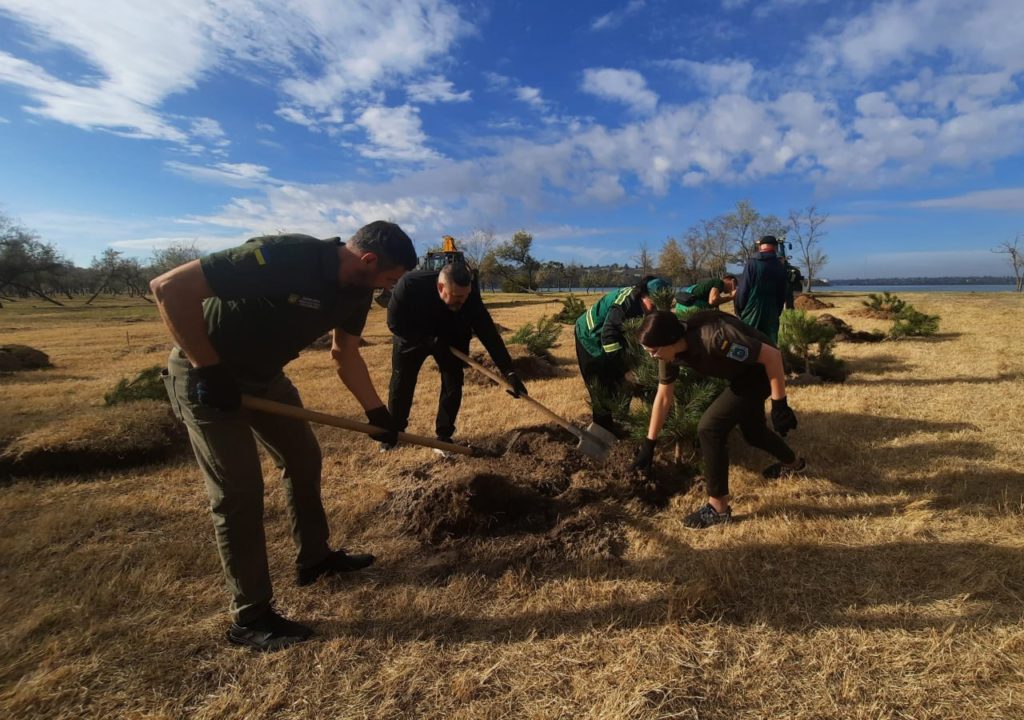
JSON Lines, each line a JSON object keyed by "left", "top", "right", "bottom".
{"left": 1, "top": 290, "right": 1023, "bottom": 719}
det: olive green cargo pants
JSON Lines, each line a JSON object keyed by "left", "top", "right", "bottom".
{"left": 163, "top": 348, "right": 330, "bottom": 624}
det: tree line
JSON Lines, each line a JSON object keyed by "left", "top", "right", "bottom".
{"left": 6, "top": 200, "right": 1021, "bottom": 305}
{"left": 463, "top": 201, "right": 831, "bottom": 293}
{"left": 0, "top": 211, "right": 202, "bottom": 306}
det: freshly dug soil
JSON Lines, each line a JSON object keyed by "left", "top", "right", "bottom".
{"left": 0, "top": 401, "right": 187, "bottom": 480}
{"left": 384, "top": 425, "right": 693, "bottom": 571}
{"left": 464, "top": 345, "right": 564, "bottom": 386}
{"left": 816, "top": 314, "right": 885, "bottom": 343}
{"left": 794, "top": 294, "right": 834, "bottom": 311}
{"left": 0, "top": 344, "right": 52, "bottom": 372}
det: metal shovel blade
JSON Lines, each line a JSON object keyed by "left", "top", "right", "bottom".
{"left": 572, "top": 424, "right": 614, "bottom": 462}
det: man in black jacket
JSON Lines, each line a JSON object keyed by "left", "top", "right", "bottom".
{"left": 385, "top": 262, "right": 527, "bottom": 449}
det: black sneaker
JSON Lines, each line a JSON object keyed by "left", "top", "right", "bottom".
{"left": 227, "top": 608, "right": 313, "bottom": 651}
{"left": 682, "top": 503, "right": 732, "bottom": 529}
{"left": 296, "top": 548, "right": 376, "bottom": 586}
{"left": 379, "top": 441, "right": 397, "bottom": 453}
{"left": 762, "top": 457, "right": 807, "bottom": 480}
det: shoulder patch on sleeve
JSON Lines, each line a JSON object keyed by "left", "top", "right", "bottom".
{"left": 726, "top": 343, "right": 750, "bottom": 362}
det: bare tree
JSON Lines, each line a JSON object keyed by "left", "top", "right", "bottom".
{"left": 684, "top": 217, "right": 730, "bottom": 279}
{"left": 787, "top": 206, "right": 829, "bottom": 292}
{"left": 149, "top": 240, "right": 203, "bottom": 277}
{"left": 460, "top": 227, "right": 497, "bottom": 269}
{"left": 634, "top": 240, "right": 653, "bottom": 277}
{"left": 0, "top": 210, "right": 68, "bottom": 305}
{"left": 993, "top": 234, "right": 1024, "bottom": 292}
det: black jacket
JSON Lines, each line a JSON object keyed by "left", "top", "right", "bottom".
{"left": 386, "top": 269, "right": 513, "bottom": 372}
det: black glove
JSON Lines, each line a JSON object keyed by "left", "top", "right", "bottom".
{"left": 193, "top": 364, "right": 241, "bottom": 411}
{"left": 771, "top": 397, "right": 798, "bottom": 436}
{"left": 504, "top": 371, "right": 528, "bottom": 398}
{"left": 365, "top": 406, "right": 398, "bottom": 445}
{"left": 630, "top": 438, "right": 656, "bottom": 472}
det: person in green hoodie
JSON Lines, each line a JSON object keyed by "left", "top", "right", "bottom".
{"left": 733, "top": 235, "right": 788, "bottom": 343}
{"left": 574, "top": 275, "right": 671, "bottom": 435}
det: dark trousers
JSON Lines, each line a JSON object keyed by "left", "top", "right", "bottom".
{"left": 575, "top": 331, "right": 627, "bottom": 429}
{"left": 388, "top": 337, "right": 468, "bottom": 440}
{"left": 164, "top": 348, "right": 329, "bottom": 625}
{"left": 697, "top": 378, "right": 796, "bottom": 498}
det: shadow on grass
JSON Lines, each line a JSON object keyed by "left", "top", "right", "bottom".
{"left": 325, "top": 536, "right": 1024, "bottom": 641}
{"left": 841, "top": 353, "right": 908, "bottom": 375}
{"left": 844, "top": 372, "right": 1024, "bottom": 387}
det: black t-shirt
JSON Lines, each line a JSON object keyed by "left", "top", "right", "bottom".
{"left": 200, "top": 234, "right": 372, "bottom": 381}
{"left": 659, "top": 312, "right": 772, "bottom": 393}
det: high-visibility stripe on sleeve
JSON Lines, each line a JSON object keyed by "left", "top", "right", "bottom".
{"left": 586, "top": 307, "right": 597, "bottom": 331}
{"left": 602, "top": 342, "right": 622, "bottom": 353}
{"left": 254, "top": 248, "right": 267, "bottom": 265}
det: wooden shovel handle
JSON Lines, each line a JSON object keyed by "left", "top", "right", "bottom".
{"left": 240, "top": 395, "right": 475, "bottom": 456}
{"left": 447, "top": 347, "right": 583, "bottom": 439}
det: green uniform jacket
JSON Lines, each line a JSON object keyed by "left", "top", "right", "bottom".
{"left": 733, "top": 252, "right": 787, "bottom": 343}
{"left": 574, "top": 287, "right": 645, "bottom": 358}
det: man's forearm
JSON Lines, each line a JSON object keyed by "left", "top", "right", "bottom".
{"left": 335, "top": 350, "right": 385, "bottom": 410}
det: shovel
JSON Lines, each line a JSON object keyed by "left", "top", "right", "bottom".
{"left": 447, "top": 347, "right": 614, "bottom": 462}
{"left": 240, "top": 395, "right": 514, "bottom": 458}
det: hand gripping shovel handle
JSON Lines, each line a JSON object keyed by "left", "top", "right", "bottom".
{"left": 447, "top": 347, "right": 585, "bottom": 441}
{"left": 240, "top": 395, "right": 478, "bottom": 456}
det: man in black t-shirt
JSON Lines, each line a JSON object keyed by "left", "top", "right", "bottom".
{"left": 151, "top": 221, "right": 416, "bottom": 651}
{"left": 385, "top": 262, "right": 527, "bottom": 451}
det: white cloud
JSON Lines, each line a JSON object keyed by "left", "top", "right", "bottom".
{"left": 355, "top": 105, "right": 438, "bottom": 161}
{"left": 190, "top": 117, "right": 229, "bottom": 147}
{"left": 854, "top": 250, "right": 1010, "bottom": 277}
{"left": 407, "top": 75, "right": 470, "bottom": 103}
{"left": 665, "top": 58, "right": 755, "bottom": 94}
{"left": 909, "top": 188, "right": 1024, "bottom": 211}
{"left": 809, "top": 0, "right": 1024, "bottom": 79}
{"left": 0, "top": 0, "right": 470, "bottom": 139}
{"left": 515, "top": 86, "right": 546, "bottom": 109}
{"left": 0, "top": 115, "right": 9, "bottom": 123}
{"left": 591, "top": 0, "right": 645, "bottom": 31}
{"left": 165, "top": 161, "right": 274, "bottom": 187}
{"left": 581, "top": 68, "right": 657, "bottom": 114}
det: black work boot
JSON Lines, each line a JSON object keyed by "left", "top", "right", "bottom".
{"left": 227, "top": 608, "right": 313, "bottom": 651}
{"left": 296, "top": 548, "right": 376, "bottom": 586}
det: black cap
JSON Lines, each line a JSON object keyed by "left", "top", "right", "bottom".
{"left": 758, "top": 235, "right": 780, "bottom": 246}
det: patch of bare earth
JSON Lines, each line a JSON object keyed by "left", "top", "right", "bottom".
{"left": 384, "top": 426, "right": 692, "bottom": 577}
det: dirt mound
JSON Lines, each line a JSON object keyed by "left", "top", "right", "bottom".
{"left": 817, "top": 314, "right": 885, "bottom": 343}
{"left": 0, "top": 401, "right": 187, "bottom": 480}
{"left": 464, "top": 345, "right": 563, "bottom": 386}
{"left": 794, "top": 294, "right": 834, "bottom": 310}
{"left": 384, "top": 425, "right": 694, "bottom": 571}
{"left": 0, "top": 344, "right": 52, "bottom": 372}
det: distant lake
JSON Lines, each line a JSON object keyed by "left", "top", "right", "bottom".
{"left": 816, "top": 284, "right": 1016, "bottom": 293}
{"left": 532, "top": 284, "right": 1018, "bottom": 294}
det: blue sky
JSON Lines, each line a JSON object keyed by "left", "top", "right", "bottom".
{"left": 0, "top": 0, "right": 1022, "bottom": 278}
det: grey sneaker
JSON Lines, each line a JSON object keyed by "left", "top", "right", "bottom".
{"left": 762, "top": 457, "right": 807, "bottom": 479}
{"left": 682, "top": 503, "right": 732, "bottom": 529}
{"left": 227, "top": 608, "right": 313, "bottom": 651}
